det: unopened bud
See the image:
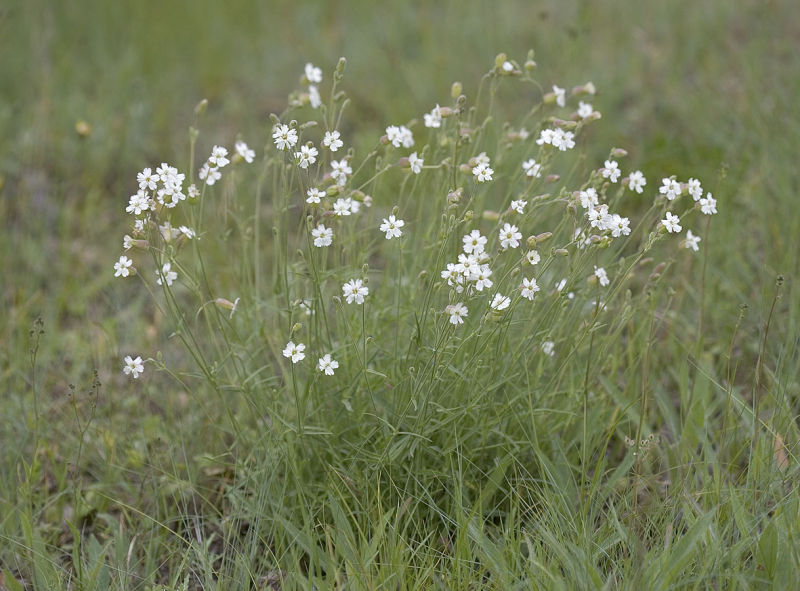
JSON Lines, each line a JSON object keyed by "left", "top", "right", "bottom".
{"left": 336, "top": 57, "right": 347, "bottom": 74}
{"left": 194, "top": 99, "right": 208, "bottom": 115}
{"left": 525, "top": 59, "right": 537, "bottom": 71}
{"left": 418, "top": 270, "right": 428, "bottom": 281}
{"left": 482, "top": 210, "right": 500, "bottom": 221}
{"left": 611, "top": 148, "right": 628, "bottom": 158}
{"left": 652, "top": 262, "right": 667, "bottom": 275}
{"left": 439, "top": 106, "right": 455, "bottom": 117}
{"left": 545, "top": 174, "right": 560, "bottom": 184}
{"left": 269, "top": 113, "right": 280, "bottom": 126}
{"left": 362, "top": 263, "right": 369, "bottom": 275}
{"left": 534, "top": 232, "right": 553, "bottom": 244}
{"left": 75, "top": 120, "right": 91, "bottom": 137}
{"left": 459, "top": 163, "right": 472, "bottom": 174}
{"left": 554, "top": 248, "right": 569, "bottom": 257}
{"left": 464, "top": 210, "right": 474, "bottom": 221}
{"left": 215, "top": 297, "right": 240, "bottom": 318}
{"left": 572, "top": 82, "right": 596, "bottom": 96}
{"left": 494, "top": 53, "right": 508, "bottom": 69}
{"left": 451, "top": 82, "right": 462, "bottom": 100}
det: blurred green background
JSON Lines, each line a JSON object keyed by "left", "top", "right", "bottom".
{"left": 1, "top": 0, "right": 798, "bottom": 447}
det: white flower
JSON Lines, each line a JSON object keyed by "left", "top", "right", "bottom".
{"left": 555, "top": 278, "right": 567, "bottom": 292}
{"left": 126, "top": 190, "right": 150, "bottom": 216}
{"left": 473, "top": 152, "right": 491, "bottom": 166}
{"left": 470, "top": 265, "right": 493, "bottom": 291}
{"left": 518, "top": 128, "right": 530, "bottom": 140}
{"left": 447, "top": 302, "right": 468, "bottom": 325}
{"left": 235, "top": 141, "right": 255, "bottom": 163}
{"left": 208, "top": 145, "right": 230, "bottom": 168}
{"left": 577, "top": 101, "right": 593, "bottom": 119}
{"left": 133, "top": 218, "right": 145, "bottom": 233}
{"left": 380, "top": 215, "right": 405, "bottom": 239}
{"left": 333, "top": 198, "right": 352, "bottom": 216}
{"left": 552, "top": 85, "right": 566, "bottom": 107}
{"left": 541, "top": 341, "right": 555, "bottom": 356}
{"left": 463, "top": 230, "right": 487, "bottom": 255}
{"left": 114, "top": 256, "right": 133, "bottom": 278}
{"left": 602, "top": 160, "right": 621, "bottom": 183}
{"left": 330, "top": 159, "right": 352, "bottom": 186}
{"left": 525, "top": 250, "right": 541, "bottom": 265}
{"left": 502, "top": 61, "right": 514, "bottom": 72}
{"left": 123, "top": 235, "right": 133, "bottom": 250}
{"left": 188, "top": 184, "right": 200, "bottom": 199}
{"left": 456, "top": 253, "right": 480, "bottom": 277}
{"left": 522, "top": 159, "right": 542, "bottom": 178}
{"left": 283, "top": 341, "right": 306, "bottom": 364}
{"left": 386, "top": 125, "right": 414, "bottom": 148}
{"left": 472, "top": 162, "right": 493, "bottom": 183}
{"left": 348, "top": 198, "right": 361, "bottom": 214}
{"left": 441, "top": 263, "right": 465, "bottom": 290}
{"left": 323, "top": 130, "right": 344, "bottom": 152}
{"left": 304, "top": 188, "right": 323, "bottom": 205}
{"left": 137, "top": 168, "right": 158, "bottom": 191}
{"left": 661, "top": 212, "right": 682, "bottom": 233}
{"left": 609, "top": 214, "right": 631, "bottom": 238}
{"left": 178, "top": 226, "right": 196, "bottom": 239}
{"left": 520, "top": 277, "right": 540, "bottom": 300}
{"left": 579, "top": 188, "right": 599, "bottom": 209}
{"left": 424, "top": 104, "right": 442, "bottom": 128}
{"left": 304, "top": 62, "right": 322, "bottom": 84}
{"left": 510, "top": 199, "right": 527, "bottom": 214}
{"left": 594, "top": 266, "right": 610, "bottom": 287}
{"left": 156, "top": 262, "right": 177, "bottom": 286}
{"left": 342, "top": 279, "right": 368, "bottom": 304}
{"left": 628, "top": 170, "right": 647, "bottom": 194}
{"left": 687, "top": 178, "right": 703, "bottom": 201}
{"left": 490, "top": 293, "right": 511, "bottom": 311}
{"left": 536, "top": 129, "right": 555, "bottom": 146}
{"left": 308, "top": 85, "right": 322, "bottom": 109}
{"left": 699, "top": 193, "right": 717, "bottom": 215}
{"left": 199, "top": 163, "right": 221, "bottom": 186}
{"left": 295, "top": 144, "right": 318, "bottom": 169}
{"left": 659, "top": 177, "right": 682, "bottom": 201}
{"left": 408, "top": 152, "right": 423, "bottom": 174}
{"left": 272, "top": 124, "right": 298, "bottom": 151}
{"left": 123, "top": 355, "right": 144, "bottom": 379}
{"left": 683, "top": 229, "right": 701, "bottom": 251}
{"left": 156, "top": 163, "right": 182, "bottom": 184}
{"left": 552, "top": 129, "right": 575, "bottom": 151}
{"left": 499, "top": 223, "right": 522, "bottom": 250}
{"left": 317, "top": 354, "right": 339, "bottom": 375}
{"left": 311, "top": 224, "right": 333, "bottom": 247}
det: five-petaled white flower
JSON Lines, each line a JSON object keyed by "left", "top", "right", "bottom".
{"left": 156, "top": 262, "right": 178, "bottom": 286}
{"left": 447, "top": 302, "right": 468, "bottom": 325}
{"left": 522, "top": 159, "right": 542, "bottom": 178}
{"left": 552, "top": 85, "right": 566, "bottom": 107}
{"left": 283, "top": 341, "right": 306, "bottom": 364}
{"left": 208, "top": 145, "right": 230, "bottom": 168}
{"left": 602, "top": 160, "right": 621, "bottom": 183}
{"left": 491, "top": 293, "right": 511, "bottom": 311}
{"left": 526, "top": 250, "right": 541, "bottom": 265}
{"left": 126, "top": 190, "right": 150, "bottom": 216}
{"left": 330, "top": 159, "right": 352, "bottom": 186}
{"left": 408, "top": 152, "right": 423, "bottom": 174}
{"left": 306, "top": 188, "right": 324, "bottom": 204}
{"left": 311, "top": 224, "right": 333, "bottom": 247}
{"left": 308, "top": 85, "right": 321, "bottom": 109}
{"left": 683, "top": 229, "right": 701, "bottom": 251}
{"left": 114, "top": 256, "right": 133, "bottom": 278}
{"left": 510, "top": 199, "right": 527, "bottom": 214}
{"left": 333, "top": 198, "right": 352, "bottom": 216}
{"left": 541, "top": 341, "right": 555, "bottom": 356}
{"left": 380, "top": 215, "right": 405, "bottom": 239}
{"left": 628, "top": 170, "right": 647, "bottom": 194}
{"left": 199, "top": 163, "right": 221, "bottom": 186}
{"left": 323, "top": 130, "right": 344, "bottom": 152}
{"left": 137, "top": 168, "right": 158, "bottom": 191}
{"left": 579, "top": 188, "right": 599, "bottom": 209}
{"left": 577, "top": 101, "right": 593, "bottom": 119}
{"left": 661, "top": 212, "right": 682, "bottom": 233}
{"left": 499, "top": 223, "right": 522, "bottom": 250}
{"left": 342, "top": 279, "right": 368, "bottom": 304}
{"left": 471, "top": 265, "right": 493, "bottom": 291}
{"left": 304, "top": 62, "right": 322, "bottom": 84}
{"left": 594, "top": 266, "right": 610, "bottom": 287}
{"left": 317, "top": 354, "right": 339, "bottom": 375}
{"left": 235, "top": 141, "right": 255, "bottom": 163}
{"left": 687, "top": 178, "right": 703, "bottom": 201}
{"left": 699, "top": 193, "right": 717, "bottom": 215}
{"left": 178, "top": 225, "right": 196, "bottom": 239}
{"left": 520, "top": 277, "right": 540, "bottom": 300}
{"left": 659, "top": 177, "right": 682, "bottom": 201}
{"left": 123, "top": 355, "right": 144, "bottom": 379}
{"left": 462, "top": 230, "right": 487, "bottom": 255}
{"left": 472, "top": 162, "right": 493, "bottom": 183}
{"left": 295, "top": 144, "right": 318, "bottom": 169}
{"left": 424, "top": 105, "right": 442, "bottom": 128}
{"left": 272, "top": 124, "right": 298, "bottom": 151}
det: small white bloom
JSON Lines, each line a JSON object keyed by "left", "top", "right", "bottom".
{"left": 156, "top": 262, "right": 178, "bottom": 286}
{"left": 490, "top": 293, "right": 511, "bottom": 311}
{"left": 306, "top": 188, "right": 324, "bottom": 205}
{"left": 123, "top": 235, "right": 133, "bottom": 250}
{"left": 333, "top": 198, "right": 352, "bottom": 216}
{"left": 456, "top": 253, "right": 480, "bottom": 277}
{"left": 687, "top": 178, "right": 703, "bottom": 201}
{"left": 188, "top": 184, "right": 200, "bottom": 199}
{"left": 114, "top": 255, "right": 133, "bottom": 278}
{"left": 386, "top": 125, "right": 414, "bottom": 148}
{"left": 441, "top": 263, "right": 465, "bottom": 290}
{"left": 308, "top": 85, "right": 322, "bottom": 109}
{"left": 463, "top": 230, "right": 488, "bottom": 255}
{"left": 602, "top": 160, "right": 621, "bottom": 183}
{"left": 408, "top": 152, "right": 423, "bottom": 174}
{"left": 536, "top": 129, "right": 555, "bottom": 146}
{"left": 235, "top": 141, "right": 255, "bottom": 163}
{"left": 628, "top": 170, "right": 647, "bottom": 194}
{"left": 304, "top": 62, "right": 322, "bottom": 84}
{"left": 447, "top": 302, "right": 468, "bottom": 325}
{"left": 659, "top": 177, "right": 682, "bottom": 201}
{"left": 510, "top": 199, "right": 527, "bottom": 214}
{"left": 178, "top": 226, "right": 196, "bottom": 239}
{"left": 683, "top": 229, "right": 701, "bottom": 251}
{"left": 330, "top": 159, "right": 352, "bottom": 186}
{"left": 552, "top": 129, "right": 575, "bottom": 151}
{"left": 311, "top": 224, "right": 333, "bottom": 247}
{"left": 342, "top": 279, "right": 368, "bottom": 304}
{"left": 472, "top": 162, "right": 493, "bottom": 183}
{"left": 502, "top": 61, "right": 514, "bottom": 72}
{"left": 552, "top": 85, "right": 566, "bottom": 107}
{"left": 317, "top": 354, "right": 339, "bottom": 375}
{"left": 323, "top": 130, "right": 344, "bottom": 152}
{"left": 522, "top": 159, "right": 542, "bottom": 178}
{"left": 526, "top": 250, "right": 541, "bottom": 265}
{"left": 579, "top": 188, "right": 599, "bottom": 209}
{"left": 473, "top": 152, "right": 491, "bottom": 166}
{"left": 380, "top": 215, "right": 405, "bottom": 239}
{"left": 555, "top": 278, "right": 567, "bottom": 292}
{"left": 137, "top": 168, "right": 158, "bottom": 191}
{"left": 126, "top": 190, "right": 150, "bottom": 216}
{"left": 283, "top": 341, "right": 306, "bottom": 364}
{"left": 609, "top": 214, "right": 631, "bottom": 238}
{"left": 272, "top": 124, "right": 298, "bottom": 151}
{"left": 541, "top": 341, "right": 555, "bottom": 356}
{"left": 123, "top": 355, "right": 144, "bottom": 379}
{"left": 424, "top": 104, "right": 442, "bottom": 128}
{"left": 661, "top": 212, "right": 682, "bottom": 233}
{"left": 295, "top": 144, "right": 318, "bottom": 169}
{"left": 594, "top": 266, "right": 610, "bottom": 287}
{"left": 199, "top": 163, "right": 221, "bottom": 186}
{"left": 470, "top": 265, "right": 493, "bottom": 291}
{"left": 208, "top": 145, "right": 230, "bottom": 168}
{"left": 499, "top": 223, "right": 522, "bottom": 250}
{"left": 520, "top": 277, "right": 540, "bottom": 300}
{"left": 577, "top": 101, "right": 593, "bottom": 119}
{"left": 699, "top": 193, "right": 717, "bottom": 215}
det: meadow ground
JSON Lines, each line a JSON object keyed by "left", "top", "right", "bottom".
{"left": 1, "top": 1, "right": 799, "bottom": 589}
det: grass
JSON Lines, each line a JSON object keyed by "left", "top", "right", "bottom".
{"left": 2, "top": 0, "right": 799, "bottom": 589}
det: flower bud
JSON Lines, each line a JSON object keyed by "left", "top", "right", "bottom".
{"left": 524, "top": 59, "right": 537, "bottom": 71}
{"left": 572, "top": 82, "right": 596, "bottom": 96}
{"left": 451, "top": 82, "right": 462, "bottom": 100}
{"left": 554, "top": 248, "right": 569, "bottom": 257}
{"left": 464, "top": 210, "right": 474, "bottom": 221}
{"left": 290, "top": 322, "right": 303, "bottom": 336}
{"left": 545, "top": 174, "right": 560, "bottom": 184}
{"left": 611, "top": 148, "right": 628, "bottom": 158}
{"left": 439, "top": 106, "right": 455, "bottom": 118}
{"left": 494, "top": 53, "right": 508, "bottom": 69}
{"left": 447, "top": 188, "right": 463, "bottom": 204}
{"left": 362, "top": 263, "right": 369, "bottom": 275}
{"left": 482, "top": 210, "right": 500, "bottom": 221}
{"left": 336, "top": 57, "right": 347, "bottom": 74}
{"left": 75, "top": 120, "right": 91, "bottom": 137}
{"left": 194, "top": 99, "right": 208, "bottom": 115}
{"left": 534, "top": 232, "right": 553, "bottom": 244}
{"left": 215, "top": 297, "right": 240, "bottom": 318}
